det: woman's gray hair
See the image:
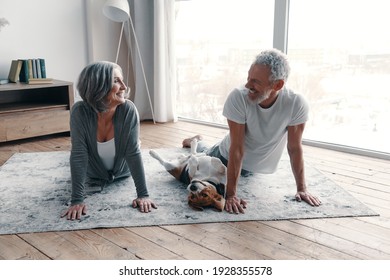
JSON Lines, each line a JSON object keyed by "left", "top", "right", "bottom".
{"left": 253, "top": 49, "right": 290, "bottom": 83}
{"left": 76, "top": 61, "right": 123, "bottom": 113}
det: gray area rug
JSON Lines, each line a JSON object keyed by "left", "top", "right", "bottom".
{"left": 0, "top": 149, "right": 378, "bottom": 235}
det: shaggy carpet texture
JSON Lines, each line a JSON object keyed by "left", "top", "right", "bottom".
{"left": 0, "top": 149, "right": 378, "bottom": 235}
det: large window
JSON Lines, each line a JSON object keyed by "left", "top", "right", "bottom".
{"left": 175, "top": 0, "right": 275, "bottom": 124}
{"left": 175, "top": 0, "right": 390, "bottom": 155}
{"left": 288, "top": 0, "right": 390, "bottom": 154}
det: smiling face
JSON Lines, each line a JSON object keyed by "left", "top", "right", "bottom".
{"left": 105, "top": 68, "right": 127, "bottom": 110}
{"left": 245, "top": 64, "right": 276, "bottom": 105}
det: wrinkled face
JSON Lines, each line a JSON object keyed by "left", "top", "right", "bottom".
{"left": 187, "top": 181, "right": 225, "bottom": 211}
{"left": 106, "top": 68, "right": 127, "bottom": 109}
{"left": 245, "top": 64, "right": 275, "bottom": 105}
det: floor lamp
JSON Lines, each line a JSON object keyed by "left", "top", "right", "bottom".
{"left": 103, "top": 0, "right": 156, "bottom": 124}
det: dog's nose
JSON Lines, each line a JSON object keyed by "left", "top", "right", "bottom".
{"left": 189, "top": 184, "right": 198, "bottom": 191}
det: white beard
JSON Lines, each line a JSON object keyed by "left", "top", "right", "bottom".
{"left": 247, "top": 89, "right": 271, "bottom": 105}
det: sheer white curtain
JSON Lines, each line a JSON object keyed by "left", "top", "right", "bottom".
{"left": 125, "top": 0, "right": 177, "bottom": 123}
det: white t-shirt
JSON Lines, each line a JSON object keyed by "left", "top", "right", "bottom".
{"left": 97, "top": 138, "right": 116, "bottom": 171}
{"left": 219, "top": 86, "right": 309, "bottom": 174}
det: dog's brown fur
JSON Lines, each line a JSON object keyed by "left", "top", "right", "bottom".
{"left": 187, "top": 184, "right": 225, "bottom": 211}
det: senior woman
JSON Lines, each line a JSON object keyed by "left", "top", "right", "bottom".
{"left": 61, "top": 61, "right": 156, "bottom": 220}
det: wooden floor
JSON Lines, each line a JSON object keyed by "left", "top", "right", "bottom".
{"left": 0, "top": 121, "right": 389, "bottom": 260}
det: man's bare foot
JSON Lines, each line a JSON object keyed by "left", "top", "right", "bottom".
{"left": 182, "top": 135, "right": 203, "bottom": 148}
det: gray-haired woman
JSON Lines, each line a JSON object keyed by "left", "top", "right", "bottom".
{"left": 61, "top": 61, "right": 156, "bottom": 220}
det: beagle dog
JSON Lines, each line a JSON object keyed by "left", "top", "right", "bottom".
{"left": 149, "top": 139, "right": 226, "bottom": 211}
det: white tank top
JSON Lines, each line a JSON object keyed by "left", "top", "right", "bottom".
{"left": 97, "top": 138, "right": 116, "bottom": 170}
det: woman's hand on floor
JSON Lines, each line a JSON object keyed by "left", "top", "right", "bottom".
{"left": 132, "top": 197, "right": 157, "bottom": 213}
{"left": 61, "top": 203, "right": 87, "bottom": 220}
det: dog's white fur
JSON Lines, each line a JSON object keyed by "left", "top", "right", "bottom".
{"left": 149, "top": 139, "right": 227, "bottom": 211}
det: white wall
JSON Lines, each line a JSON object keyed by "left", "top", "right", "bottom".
{"left": 0, "top": 0, "right": 130, "bottom": 93}
{"left": 0, "top": 0, "right": 88, "bottom": 86}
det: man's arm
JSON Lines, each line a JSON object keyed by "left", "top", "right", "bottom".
{"left": 225, "top": 119, "right": 248, "bottom": 213}
{"left": 287, "top": 123, "right": 321, "bottom": 206}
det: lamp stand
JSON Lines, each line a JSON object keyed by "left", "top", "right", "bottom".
{"left": 106, "top": 0, "right": 156, "bottom": 124}
{"left": 115, "top": 22, "right": 125, "bottom": 64}
{"left": 127, "top": 16, "right": 156, "bottom": 124}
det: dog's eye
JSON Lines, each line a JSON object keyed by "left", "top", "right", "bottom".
{"left": 201, "top": 193, "right": 208, "bottom": 198}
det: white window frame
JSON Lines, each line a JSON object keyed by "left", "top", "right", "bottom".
{"left": 176, "top": 0, "right": 390, "bottom": 160}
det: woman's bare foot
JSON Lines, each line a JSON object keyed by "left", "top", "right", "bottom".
{"left": 182, "top": 135, "right": 203, "bottom": 148}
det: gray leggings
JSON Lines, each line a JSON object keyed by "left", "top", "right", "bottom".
{"left": 196, "top": 141, "right": 252, "bottom": 177}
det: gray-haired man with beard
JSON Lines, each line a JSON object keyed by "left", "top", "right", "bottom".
{"left": 182, "top": 49, "right": 321, "bottom": 214}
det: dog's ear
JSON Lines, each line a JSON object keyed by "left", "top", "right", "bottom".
{"left": 213, "top": 196, "right": 225, "bottom": 212}
{"left": 188, "top": 193, "right": 204, "bottom": 211}
{"left": 215, "top": 183, "right": 226, "bottom": 197}
{"left": 188, "top": 201, "right": 204, "bottom": 211}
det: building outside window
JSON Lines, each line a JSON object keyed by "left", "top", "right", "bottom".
{"left": 288, "top": 0, "right": 390, "bottom": 154}
{"left": 175, "top": 0, "right": 390, "bottom": 156}
{"left": 175, "top": 0, "right": 275, "bottom": 124}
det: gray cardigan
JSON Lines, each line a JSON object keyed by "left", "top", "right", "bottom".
{"left": 69, "top": 100, "right": 149, "bottom": 205}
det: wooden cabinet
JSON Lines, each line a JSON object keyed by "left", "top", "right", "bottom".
{"left": 0, "top": 80, "right": 74, "bottom": 142}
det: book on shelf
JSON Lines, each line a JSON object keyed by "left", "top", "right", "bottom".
{"left": 8, "top": 60, "right": 23, "bottom": 82}
{"left": 17, "top": 58, "right": 50, "bottom": 84}
{"left": 19, "top": 59, "right": 29, "bottom": 83}
{"left": 27, "top": 78, "right": 53, "bottom": 84}
{"left": 39, "top": 58, "right": 46, "bottom": 78}
{"left": 36, "top": 59, "right": 42, "bottom": 78}
{"left": 27, "top": 59, "right": 33, "bottom": 79}
{"left": 31, "top": 59, "right": 37, "bottom": 78}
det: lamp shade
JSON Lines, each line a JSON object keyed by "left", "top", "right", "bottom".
{"left": 103, "top": 0, "right": 130, "bottom": 22}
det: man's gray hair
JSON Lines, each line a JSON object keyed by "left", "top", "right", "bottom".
{"left": 254, "top": 49, "right": 290, "bottom": 82}
{"left": 77, "top": 61, "right": 123, "bottom": 113}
